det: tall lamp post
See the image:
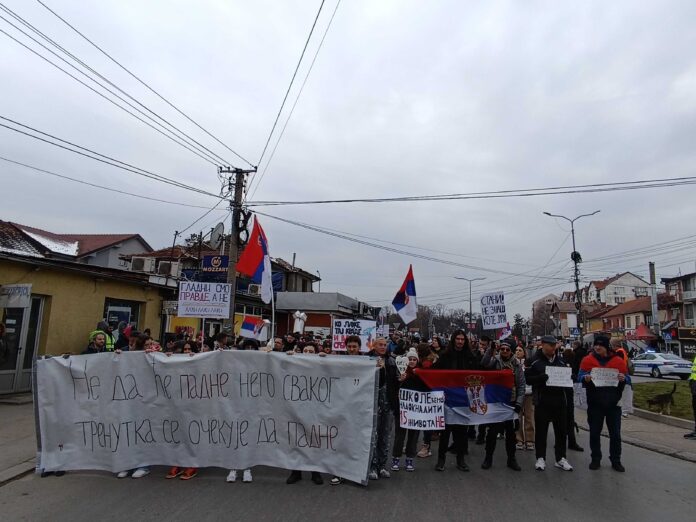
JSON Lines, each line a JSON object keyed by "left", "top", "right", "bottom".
{"left": 454, "top": 276, "right": 486, "bottom": 331}
{"left": 543, "top": 210, "right": 600, "bottom": 340}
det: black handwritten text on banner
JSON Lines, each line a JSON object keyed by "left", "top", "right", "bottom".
{"left": 37, "top": 351, "right": 377, "bottom": 484}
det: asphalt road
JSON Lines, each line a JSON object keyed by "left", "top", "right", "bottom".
{"left": 1, "top": 436, "right": 694, "bottom": 522}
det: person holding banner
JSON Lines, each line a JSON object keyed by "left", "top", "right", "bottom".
{"left": 392, "top": 348, "right": 425, "bottom": 473}
{"left": 434, "top": 330, "right": 481, "bottom": 472}
{"left": 578, "top": 335, "right": 629, "bottom": 472}
{"left": 368, "top": 337, "right": 399, "bottom": 480}
{"left": 525, "top": 335, "right": 573, "bottom": 472}
{"left": 480, "top": 338, "right": 524, "bottom": 471}
{"left": 514, "top": 345, "right": 535, "bottom": 451}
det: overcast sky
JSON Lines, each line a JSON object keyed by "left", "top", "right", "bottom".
{"left": 2, "top": 0, "right": 696, "bottom": 319}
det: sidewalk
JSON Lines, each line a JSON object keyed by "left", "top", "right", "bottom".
{"left": 574, "top": 407, "right": 696, "bottom": 463}
{"left": 0, "top": 401, "right": 37, "bottom": 485}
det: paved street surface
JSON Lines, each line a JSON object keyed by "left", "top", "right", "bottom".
{"left": 1, "top": 433, "right": 694, "bottom": 522}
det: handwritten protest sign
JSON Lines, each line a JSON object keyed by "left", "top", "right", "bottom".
{"left": 395, "top": 356, "right": 409, "bottom": 375}
{"left": 177, "top": 282, "right": 231, "bottom": 319}
{"left": 545, "top": 366, "right": 573, "bottom": 387}
{"left": 480, "top": 292, "right": 507, "bottom": 330}
{"left": 590, "top": 367, "right": 619, "bottom": 387}
{"left": 36, "top": 351, "right": 377, "bottom": 484}
{"left": 399, "top": 390, "right": 445, "bottom": 430}
{"left": 332, "top": 319, "right": 376, "bottom": 353}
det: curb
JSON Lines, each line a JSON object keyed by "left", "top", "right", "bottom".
{"left": 576, "top": 423, "right": 696, "bottom": 464}
{"left": 0, "top": 458, "right": 35, "bottom": 487}
{"left": 631, "top": 408, "right": 693, "bottom": 429}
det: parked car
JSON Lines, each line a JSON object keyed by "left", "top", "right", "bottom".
{"left": 632, "top": 352, "right": 692, "bottom": 379}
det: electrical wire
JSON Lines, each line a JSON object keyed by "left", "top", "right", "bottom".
{"left": 248, "top": 0, "right": 340, "bottom": 200}
{"left": 0, "top": 18, "right": 220, "bottom": 167}
{"left": 0, "top": 4, "right": 233, "bottom": 167}
{"left": 0, "top": 116, "right": 220, "bottom": 197}
{"left": 253, "top": 210, "right": 572, "bottom": 281}
{"left": 178, "top": 197, "right": 229, "bottom": 236}
{"left": 0, "top": 156, "right": 229, "bottom": 209}
{"left": 36, "top": 0, "right": 254, "bottom": 168}
{"left": 256, "top": 0, "right": 325, "bottom": 168}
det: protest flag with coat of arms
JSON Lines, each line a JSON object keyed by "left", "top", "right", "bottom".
{"left": 415, "top": 369, "right": 517, "bottom": 425}
{"left": 236, "top": 216, "right": 273, "bottom": 304}
{"left": 392, "top": 264, "right": 417, "bottom": 324}
{"left": 240, "top": 316, "right": 266, "bottom": 339}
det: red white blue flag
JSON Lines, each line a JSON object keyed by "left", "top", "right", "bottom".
{"left": 236, "top": 216, "right": 272, "bottom": 304}
{"left": 239, "top": 315, "right": 266, "bottom": 339}
{"left": 415, "top": 370, "right": 517, "bottom": 425}
{"left": 392, "top": 265, "right": 417, "bottom": 324}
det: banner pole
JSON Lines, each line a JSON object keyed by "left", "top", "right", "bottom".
{"left": 271, "top": 287, "right": 276, "bottom": 341}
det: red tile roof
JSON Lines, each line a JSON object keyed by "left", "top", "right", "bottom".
{"left": 600, "top": 297, "right": 652, "bottom": 317}
{"left": 10, "top": 222, "right": 150, "bottom": 256}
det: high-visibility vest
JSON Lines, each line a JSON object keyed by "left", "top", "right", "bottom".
{"left": 690, "top": 355, "right": 696, "bottom": 381}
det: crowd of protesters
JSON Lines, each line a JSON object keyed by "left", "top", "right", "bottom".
{"left": 42, "top": 321, "right": 637, "bottom": 482}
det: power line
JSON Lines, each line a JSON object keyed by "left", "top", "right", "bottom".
{"left": 36, "top": 0, "right": 254, "bottom": 168}
{"left": 0, "top": 3, "right": 233, "bottom": 167}
{"left": 248, "top": 0, "right": 340, "bottom": 200}
{"left": 0, "top": 155, "right": 226, "bottom": 209}
{"left": 253, "top": 210, "right": 572, "bottom": 281}
{"left": 0, "top": 116, "right": 220, "bottom": 197}
{"left": 247, "top": 176, "right": 696, "bottom": 206}
{"left": 0, "top": 14, "right": 220, "bottom": 167}
{"left": 178, "top": 197, "right": 229, "bottom": 235}
{"left": 256, "top": 0, "right": 325, "bottom": 167}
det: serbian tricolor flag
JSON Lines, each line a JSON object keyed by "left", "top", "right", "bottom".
{"left": 240, "top": 315, "right": 265, "bottom": 339}
{"left": 392, "top": 265, "right": 417, "bottom": 324}
{"left": 416, "top": 370, "right": 517, "bottom": 425}
{"left": 237, "top": 216, "right": 272, "bottom": 304}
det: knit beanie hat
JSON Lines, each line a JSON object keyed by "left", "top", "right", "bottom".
{"left": 406, "top": 347, "right": 419, "bottom": 361}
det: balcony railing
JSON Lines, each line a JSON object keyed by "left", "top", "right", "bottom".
{"left": 683, "top": 290, "right": 696, "bottom": 301}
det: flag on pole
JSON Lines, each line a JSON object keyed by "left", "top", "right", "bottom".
{"left": 392, "top": 265, "right": 417, "bottom": 325}
{"left": 239, "top": 315, "right": 266, "bottom": 339}
{"left": 236, "top": 216, "right": 272, "bottom": 304}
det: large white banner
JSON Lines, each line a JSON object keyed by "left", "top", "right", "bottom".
{"left": 332, "top": 319, "right": 377, "bottom": 353}
{"left": 480, "top": 291, "right": 507, "bottom": 330}
{"left": 177, "top": 282, "right": 231, "bottom": 319}
{"left": 37, "top": 351, "right": 377, "bottom": 484}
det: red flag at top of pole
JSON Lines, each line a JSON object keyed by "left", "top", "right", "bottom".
{"left": 236, "top": 216, "right": 272, "bottom": 304}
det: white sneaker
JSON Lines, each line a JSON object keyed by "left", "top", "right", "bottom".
{"left": 555, "top": 458, "right": 573, "bottom": 471}
{"left": 242, "top": 469, "right": 252, "bottom": 483}
{"left": 226, "top": 470, "right": 237, "bottom": 483}
{"left": 116, "top": 470, "right": 130, "bottom": 479}
{"left": 535, "top": 458, "right": 546, "bottom": 471}
{"left": 131, "top": 467, "right": 150, "bottom": 479}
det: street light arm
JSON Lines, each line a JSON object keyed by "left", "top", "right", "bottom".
{"left": 571, "top": 210, "right": 601, "bottom": 223}
{"left": 543, "top": 212, "right": 571, "bottom": 223}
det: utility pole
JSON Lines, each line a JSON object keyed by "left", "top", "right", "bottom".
{"left": 454, "top": 276, "right": 486, "bottom": 332}
{"left": 219, "top": 166, "right": 256, "bottom": 332}
{"left": 543, "top": 210, "right": 600, "bottom": 340}
{"left": 649, "top": 262, "right": 660, "bottom": 337}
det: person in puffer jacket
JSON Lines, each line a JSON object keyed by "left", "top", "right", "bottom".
{"left": 480, "top": 338, "right": 525, "bottom": 471}
{"left": 578, "top": 335, "right": 629, "bottom": 472}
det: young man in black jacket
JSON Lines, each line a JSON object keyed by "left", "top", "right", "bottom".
{"left": 525, "top": 335, "right": 573, "bottom": 472}
{"left": 368, "top": 337, "right": 399, "bottom": 480}
{"left": 434, "top": 330, "right": 480, "bottom": 472}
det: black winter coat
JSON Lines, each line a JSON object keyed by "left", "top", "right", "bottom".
{"left": 434, "top": 347, "right": 481, "bottom": 371}
{"left": 524, "top": 351, "right": 569, "bottom": 406}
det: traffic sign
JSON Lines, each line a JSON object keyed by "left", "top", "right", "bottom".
{"left": 570, "top": 327, "right": 580, "bottom": 336}
{"left": 664, "top": 333, "right": 672, "bottom": 341}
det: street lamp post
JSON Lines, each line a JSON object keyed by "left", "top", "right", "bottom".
{"left": 543, "top": 210, "right": 600, "bottom": 340}
{"left": 454, "top": 276, "right": 486, "bottom": 331}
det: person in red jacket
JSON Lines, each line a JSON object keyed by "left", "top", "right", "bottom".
{"left": 578, "top": 335, "right": 629, "bottom": 472}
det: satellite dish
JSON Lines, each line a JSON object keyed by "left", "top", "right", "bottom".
{"left": 210, "top": 222, "right": 224, "bottom": 249}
